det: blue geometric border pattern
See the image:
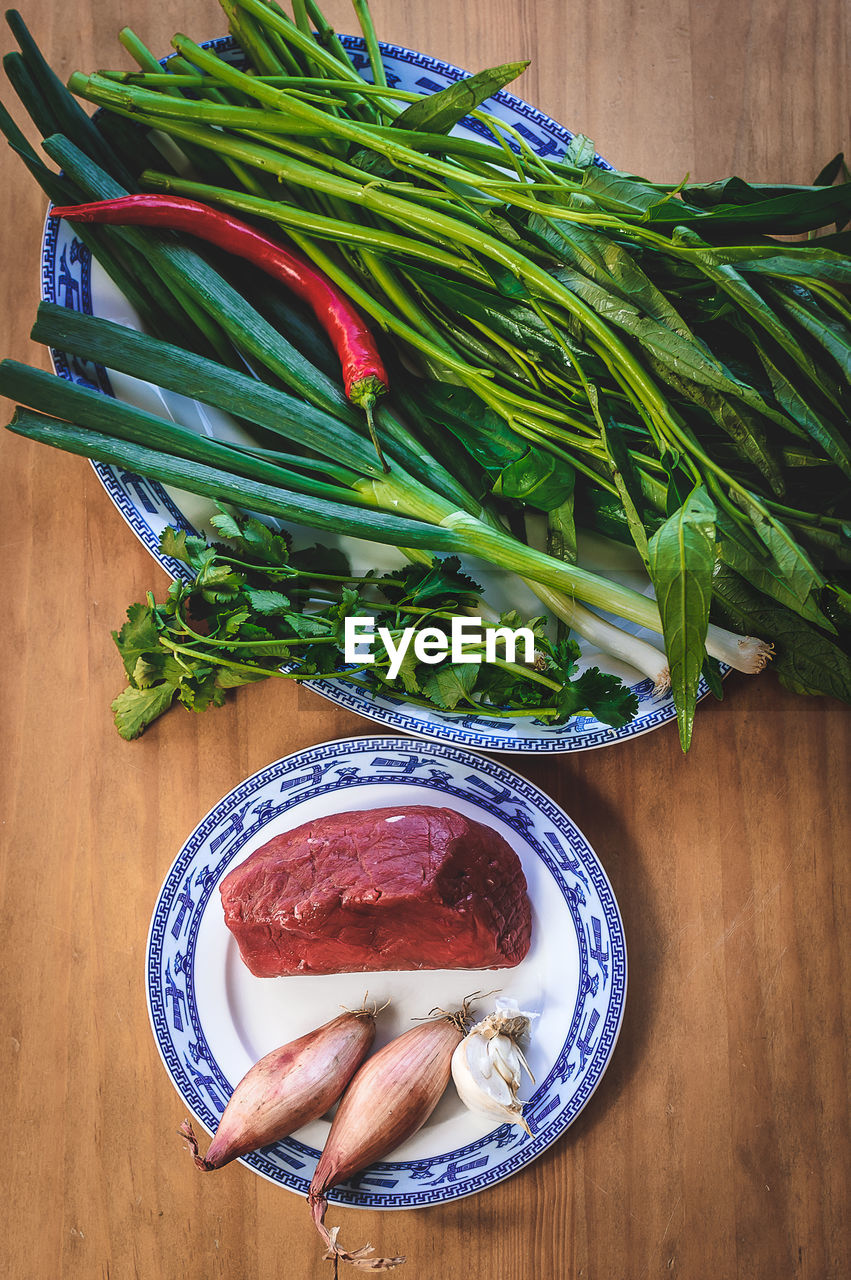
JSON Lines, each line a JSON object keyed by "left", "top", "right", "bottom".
{"left": 146, "top": 736, "right": 627, "bottom": 1207}
{"left": 41, "top": 36, "right": 721, "bottom": 750}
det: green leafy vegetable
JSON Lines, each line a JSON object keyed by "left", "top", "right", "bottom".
{"left": 648, "top": 487, "right": 717, "bottom": 750}
{"left": 108, "top": 517, "right": 639, "bottom": 739}
{"left": 712, "top": 567, "right": 851, "bottom": 702}
{"left": 392, "top": 62, "right": 529, "bottom": 135}
{"left": 2, "top": 1, "right": 849, "bottom": 746}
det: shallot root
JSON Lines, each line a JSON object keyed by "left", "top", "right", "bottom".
{"left": 310, "top": 1196, "right": 405, "bottom": 1272}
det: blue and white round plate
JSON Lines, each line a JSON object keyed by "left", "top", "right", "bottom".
{"left": 42, "top": 36, "right": 716, "bottom": 752}
{"left": 147, "top": 735, "right": 626, "bottom": 1206}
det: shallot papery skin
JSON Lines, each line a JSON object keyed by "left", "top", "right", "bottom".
{"left": 308, "top": 1015, "right": 466, "bottom": 1271}
{"left": 179, "top": 1010, "right": 375, "bottom": 1171}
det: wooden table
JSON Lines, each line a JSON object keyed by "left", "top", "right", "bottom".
{"left": 1, "top": 2, "right": 848, "bottom": 1276}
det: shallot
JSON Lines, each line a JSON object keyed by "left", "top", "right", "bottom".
{"left": 308, "top": 1006, "right": 470, "bottom": 1271}
{"left": 179, "top": 1007, "right": 376, "bottom": 1171}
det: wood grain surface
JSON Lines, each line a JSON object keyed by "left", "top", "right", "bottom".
{"left": 1, "top": 3, "right": 849, "bottom": 1277}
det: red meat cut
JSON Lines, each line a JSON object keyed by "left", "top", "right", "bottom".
{"left": 220, "top": 805, "right": 532, "bottom": 977}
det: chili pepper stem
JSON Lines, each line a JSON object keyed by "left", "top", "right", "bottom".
{"left": 361, "top": 393, "right": 389, "bottom": 472}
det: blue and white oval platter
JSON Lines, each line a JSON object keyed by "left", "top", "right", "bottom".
{"left": 42, "top": 35, "right": 716, "bottom": 751}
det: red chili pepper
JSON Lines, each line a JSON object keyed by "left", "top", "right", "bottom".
{"left": 49, "top": 194, "right": 390, "bottom": 469}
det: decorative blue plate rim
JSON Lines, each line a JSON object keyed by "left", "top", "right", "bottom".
{"left": 146, "top": 734, "right": 627, "bottom": 1207}
{"left": 42, "top": 34, "right": 721, "bottom": 753}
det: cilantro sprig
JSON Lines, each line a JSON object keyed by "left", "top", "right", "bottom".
{"left": 111, "top": 512, "right": 638, "bottom": 739}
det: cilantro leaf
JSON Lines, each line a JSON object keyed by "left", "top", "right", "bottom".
{"left": 380, "top": 557, "right": 483, "bottom": 608}
{"left": 554, "top": 666, "right": 639, "bottom": 727}
{"left": 210, "top": 510, "right": 292, "bottom": 567}
{"left": 159, "top": 527, "right": 209, "bottom": 571}
{"left": 159, "top": 526, "right": 191, "bottom": 562}
{"left": 207, "top": 509, "right": 243, "bottom": 541}
{"left": 420, "top": 661, "right": 479, "bottom": 709}
{"left": 243, "top": 588, "right": 292, "bottom": 615}
{"left": 388, "top": 644, "right": 422, "bottom": 695}
{"left": 215, "top": 666, "right": 269, "bottom": 688}
{"left": 288, "top": 542, "right": 351, "bottom": 577}
{"left": 221, "top": 607, "right": 251, "bottom": 635}
{"left": 112, "top": 682, "right": 177, "bottom": 740}
{"left": 112, "top": 602, "right": 162, "bottom": 680}
{"left": 283, "top": 613, "right": 333, "bottom": 639}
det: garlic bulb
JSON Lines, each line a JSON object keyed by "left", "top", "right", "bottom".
{"left": 451, "top": 998, "right": 539, "bottom": 1133}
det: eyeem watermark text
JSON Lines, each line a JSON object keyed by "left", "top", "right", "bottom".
{"left": 344, "top": 617, "right": 536, "bottom": 680}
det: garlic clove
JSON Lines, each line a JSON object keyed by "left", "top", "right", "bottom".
{"left": 451, "top": 999, "right": 539, "bottom": 1135}
{"left": 452, "top": 1037, "right": 516, "bottom": 1117}
{"left": 488, "top": 1036, "right": 522, "bottom": 1088}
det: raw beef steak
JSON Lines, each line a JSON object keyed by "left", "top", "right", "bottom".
{"left": 220, "top": 805, "right": 532, "bottom": 977}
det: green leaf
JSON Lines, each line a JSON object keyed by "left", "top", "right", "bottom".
{"left": 328, "top": 586, "right": 367, "bottom": 645}
{"left": 388, "top": 644, "right": 421, "bottom": 696}
{"left": 215, "top": 510, "right": 318, "bottom": 565}
{"left": 415, "top": 382, "right": 573, "bottom": 510}
{"left": 546, "top": 260, "right": 796, "bottom": 438}
{"left": 658, "top": 370, "right": 786, "bottom": 496}
{"left": 158, "top": 528, "right": 214, "bottom": 575}
{"left": 159, "top": 526, "right": 192, "bottom": 563}
{"left": 728, "top": 492, "right": 825, "bottom": 605}
{"left": 420, "top": 661, "right": 479, "bottom": 710}
{"left": 198, "top": 568, "right": 244, "bottom": 602}
{"left": 768, "top": 284, "right": 851, "bottom": 382}
{"left": 403, "top": 264, "right": 577, "bottom": 373}
{"left": 177, "top": 667, "right": 225, "bottom": 713}
{"left": 243, "top": 588, "right": 293, "bottom": 615}
{"left": 287, "top": 541, "right": 350, "bottom": 577}
{"left": 392, "top": 61, "right": 529, "bottom": 134}
{"left": 112, "top": 682, "right": 177, "bottom": 740}
{"left": 788, "top": 521, "right": 851, "bottom": 569}
{"left": 716, "top": 512, "right": 833, "bottom": 628}
{"left": 214, "top": 666, "right": 269, "bottom": 688}
{"left": 527, "top": 214, "right": 690, "bottom": 335}
{"left": 575, "top": 481, "right": 665, "bottom": 547}
{"left": 561, "top": 133, "right": 597, "bottom": 170}
{"left": 207, "top": 509, "right": 244, "bottom": 541}
{"left": 813, "top": 153, "right": 845, "bottom": 187}
{"left": 112, "top": 602, "right": 162, "bottom": 681}
{"left": 736, "top": 253, "right": 851, "bottom": 286}
{"left": 578, "top": 165, "right": 686, "bottom": 218}
{"left": 659, "top": 449, "right": 695, "bottom": 517}
{"left": 349, "top": 147, "right": 396, "bottom": 178}
{"left": 823, "top": 585, "right": 851, "bottom": 632}
{"left": 547, "top": 490, "right": 577, "bottom": 563}
{"left": 749, "top": 333, "right": 851, "bottom": 477}
{"left": 222, "top": 607, "right": 252, "bottom": 635}
{"left": 130, "top": 653, "right": 188, "bottom": 689}
{"left": 415, "top": 381, "right": 525, "bottom": 473}
{"left": 712, "top": 567, "right": 851, "bottom": 702}
{"left": 379, "top": 556, "right": 483, "bottom": 609}
{"left": 702, "top": 655, "right": 725, "bottom": 701}
{"left": 547, "top": 635, "right": 582, "bottom": 682}
{"left": 678, "top": 175, "right": 851, "bottom": 233}
{"left": 492, "top": 446, "right": 574, "bottom": 510}
{"left": 648, "top": 487, "right": 717, "bottom": 750}
{"left": 553, "top": 666, "right": 639, "bottom": 727}
{"left": 672, "top": 227, "right": 844, "bottom": 410}
{"left": 282, "top": 613, "right": 333, "bottom": 639}
{"left": 602, "top": 421, "right": 651, "bottom": 567}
